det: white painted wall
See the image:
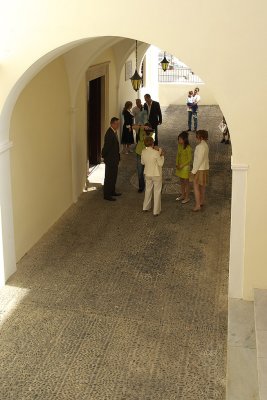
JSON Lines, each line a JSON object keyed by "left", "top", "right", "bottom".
{"left": 7, "top": 44, "right": 123, "bottom": 263}
{"left": 10, "top": 57, "right": 72, "bottom": 261}
{"left": 159, "top": 84, "right": 217, "bottom": 106}
{"left": 139, "top": 46, "right": 159, "bottom": 102}
{"left": 118, "top": 51, "right": 137, "bottom": 113}
{"left": 0, "top": 145, "right": 16, "bottom": 284}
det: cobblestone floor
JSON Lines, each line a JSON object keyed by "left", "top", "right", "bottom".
{"left": 0, "top": 106, "right": 232, "bottom": 399}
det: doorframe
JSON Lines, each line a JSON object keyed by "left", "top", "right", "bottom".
{"left": 86, "top": 62, "right": 110, "bottom": 176}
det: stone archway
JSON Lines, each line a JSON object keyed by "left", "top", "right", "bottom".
{"left": 0, "top": 31, "right": 248, "bottom": 301}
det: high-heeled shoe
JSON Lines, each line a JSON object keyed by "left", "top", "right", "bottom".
{"left": 176, "top": 195, "right": 184, "bottom": 201}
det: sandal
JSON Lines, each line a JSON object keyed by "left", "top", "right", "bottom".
{"left": 182, "top": 199, "right": 190, "bottom": 204}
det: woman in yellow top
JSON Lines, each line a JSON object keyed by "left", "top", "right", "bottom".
{"left": 133, "top": 123, "right": 154, "bottom": 193}
{"left": 175, "top": 131, "right": 192, "bottom": 204}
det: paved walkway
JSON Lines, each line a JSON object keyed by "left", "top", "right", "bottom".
{"left": 0, "top": 106, "right": 232, "bottom": 399}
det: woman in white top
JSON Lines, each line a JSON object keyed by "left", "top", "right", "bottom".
{"left": 192, "top": 88, "right": 201, "bottom": 131}
{"left": 141, "top": 136, "right": 165, "bottom": 216}
{"left": 190, "top": 130, "right": 209, "bottom": 211}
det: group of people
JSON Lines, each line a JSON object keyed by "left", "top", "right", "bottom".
{"left": 121, "top": 93, "right": 162, "bottom": 153}
{"left": 101, "top": 92, "right": 209, "bottom": 215}
{"left": 175, "top": 129, "right": 209, "bottom": 211}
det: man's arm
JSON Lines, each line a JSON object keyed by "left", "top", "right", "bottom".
{"left": 193, "top": 95, "right": 201, "bottom": 105}
{"left": 101, "top": 131, "right": 112, "bottom": 158}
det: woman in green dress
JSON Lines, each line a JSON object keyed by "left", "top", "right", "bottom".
{"left": 175, "top": 131, "right": 192, "bottom": 204}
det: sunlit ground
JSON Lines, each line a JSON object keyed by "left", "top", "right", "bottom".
{"left": 0, "top": 285, "right": 29, "bottom": 328}
{"left": 84, "top": 163, "right": 106, "bottom": 192}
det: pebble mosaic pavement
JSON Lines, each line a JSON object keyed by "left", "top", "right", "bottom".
{"left": 0, "top": 106, "right": 232, "bottom": 399}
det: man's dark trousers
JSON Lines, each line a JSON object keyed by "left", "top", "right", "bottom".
{"left": 104, "top": 164, "right": 118, "bottom": 198}
{"left": 102, "top": 126, "right": 120, "bottom": 199}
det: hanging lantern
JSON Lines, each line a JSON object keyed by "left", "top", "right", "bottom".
{"left": 131, "top": 40, "right": 142, "bottom": 92}
{"left": 160, "top": 52, "right": 169, "bottom": 72}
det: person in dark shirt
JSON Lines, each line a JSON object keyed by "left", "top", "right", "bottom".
{"left": 101, "top": 117, "right": 121, "bottom": 201}
{"left": 121, "top": 101, "right": 134, "bottom": 154}
{"left": 143, "top": 94, "right": 162, "bottom": 146}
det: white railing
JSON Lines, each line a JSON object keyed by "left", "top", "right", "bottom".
{"left": 158, "top": 66, "right": 203, "bottom": 84}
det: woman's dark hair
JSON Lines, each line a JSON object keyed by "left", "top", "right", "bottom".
{"left": 178, "top": 131, "right": 190, "bottom": 149}
{"left": 196, "top": 130, "right": 208, "bottom": 141}
{"left": 123, "top": 101, "right": 133, "bottom": 113}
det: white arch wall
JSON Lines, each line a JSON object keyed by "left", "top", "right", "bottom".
{"left": 8, "top": 38, "right": 135, "bottom": 264}
{"left": 0, "top": 0, "right": 267, "bottom": 299}
{"left": 9, "top": 57, "right": 73, "bottom": 261}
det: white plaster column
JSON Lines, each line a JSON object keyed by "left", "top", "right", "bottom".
{"left": 0, "top": 141, "right": 16, "bottom": 285}
{"left": 140, "top": 45, "right": 159, "bottom": 101}
{"left": 229, "top": 160, "right": 249, "bottom": 299}
{"left": 70, "top": 106, "right": 79, "bottom": 203}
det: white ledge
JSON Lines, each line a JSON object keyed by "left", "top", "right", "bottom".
{"left": 0, "top": 141, "right": 13, "bottom": 155}
{"left": 231, "top": 163, "right": 249, "bottom": 171}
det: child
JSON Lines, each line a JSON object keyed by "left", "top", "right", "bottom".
{"left": 175, "top": 131, "right": 192, "bottom": 204}
{"left": 190, "top": 130, "right": 209, "bottom": 211}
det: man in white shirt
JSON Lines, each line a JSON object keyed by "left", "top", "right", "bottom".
{"left": 141, "top": 136, "right": 164, "bottom": 216}
{"left": 132, "top": 99, "right": 143, "bottom": 125}
{"left": 187, "top": 90, "right": 194, "bottom": 131}
{"left": 192, "top": 87, "right": 201, "bottom": 132}
{"left": 132, "top": 99, "right": 148, "bottom": 144}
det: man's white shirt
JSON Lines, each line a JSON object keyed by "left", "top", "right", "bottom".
{"left": 193, "top": 94, "right": 201, "bottom": 104}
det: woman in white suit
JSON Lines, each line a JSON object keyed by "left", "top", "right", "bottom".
{"left": 190, "top": 130, "right": 209, "bottom": 211}
{"left": 141, "top": 136, "right": 165, "bottom": 216}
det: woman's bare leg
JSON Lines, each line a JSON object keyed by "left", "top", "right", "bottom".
{"left": 184, "top": 179, "right": 190, "bottom": 201}
{"left": 181, "top": 179, "right": 186, "bottom": 199}
{"left": 200, "top": 185, "right": 206, "bottom": 206}
{"left": 193, "top": 180, "right": 201, "bottom": 210}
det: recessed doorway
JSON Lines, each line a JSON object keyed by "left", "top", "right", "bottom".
{"left": 87, "top": 76, "right": 105, "bottom": 166}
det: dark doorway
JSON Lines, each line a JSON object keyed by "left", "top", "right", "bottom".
{"left": 87, "top": 77, "right": 102, "bottom": 165}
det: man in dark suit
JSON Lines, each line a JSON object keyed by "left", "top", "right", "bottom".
{"left": 101, "top": 117, "right": 121, "bottom": 201}
{"left": 143, "top": 94, "right": 162, "bottom": 146}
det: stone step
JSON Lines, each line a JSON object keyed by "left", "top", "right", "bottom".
{"left": 227, "top": 298, "right": 259, "bottom": 400}
{"left": 254, "top": 289, "right": 267, "bottom": 400}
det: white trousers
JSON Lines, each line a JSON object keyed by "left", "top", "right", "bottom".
{"left": 143, "top": 176, "right": 162, "bottom": 215}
